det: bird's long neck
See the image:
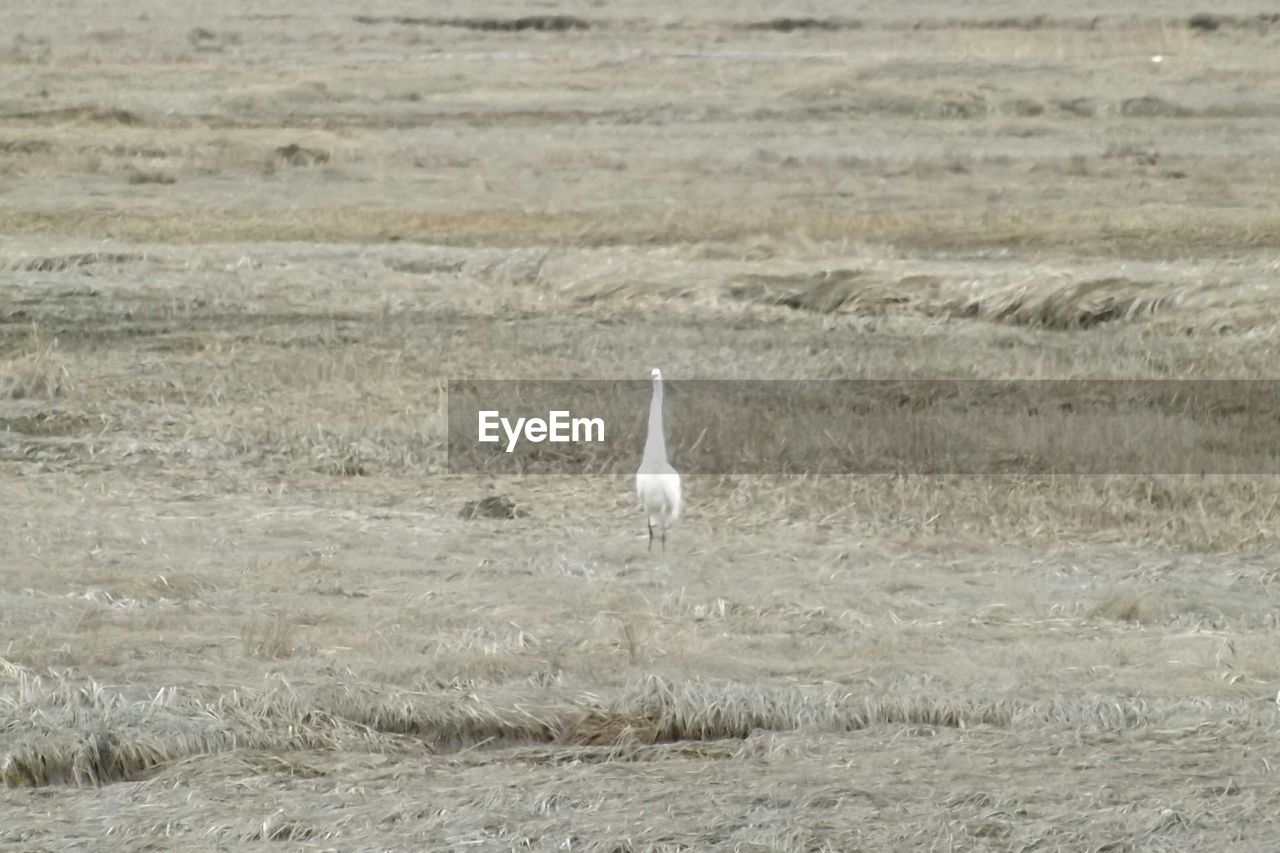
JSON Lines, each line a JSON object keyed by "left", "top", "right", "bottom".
{"left": 643, "top": 376, "right": 667, "bottom": 462}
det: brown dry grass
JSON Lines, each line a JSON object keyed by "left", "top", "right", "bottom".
{"left": 4, "top": 0, "right": 1280, "bottom": 849}
{"left": 0, "top": 325, "right": 73, "bottom": 400}
{"left": 3, "top": 206, "right": 1280, "bottom": 257}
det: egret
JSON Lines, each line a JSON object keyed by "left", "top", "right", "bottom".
{"left": 635, "top": 367, "right": 681, "bottom": 553}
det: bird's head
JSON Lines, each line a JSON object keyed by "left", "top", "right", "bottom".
{"left": 650, "top": 368, "right": 662, "bottom": 380}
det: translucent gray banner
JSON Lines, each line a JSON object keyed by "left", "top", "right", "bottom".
{"left": 446, "top": 380, "right": 1280, "bottom": 475}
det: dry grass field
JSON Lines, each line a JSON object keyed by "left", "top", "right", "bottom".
{"left": 5, "top": 1, "right": 1280, "bottom": 849}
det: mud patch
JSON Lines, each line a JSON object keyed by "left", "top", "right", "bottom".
{"left": 905, "top": 15, "right": 1099, "bottom": 31}
{"left": 1187, "top": 13, "right": 1280, "bottom": 31}
{"left": 743, "top": 18, "right": 858, "bottom": 32}
{"left": 354, "top": 15, "right": 590, "bottom": 32}
{"left": 5, "top": 106, "right": 145, "bottom": 125}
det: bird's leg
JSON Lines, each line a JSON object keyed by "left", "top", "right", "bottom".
{"left": 661, "top": 526, "right": 667, "bottom": 555}
{"left": 647, "top": 520, "right": 654, "bottom": 552}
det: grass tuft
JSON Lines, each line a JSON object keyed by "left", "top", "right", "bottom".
{"left": 1, "top": 326, "right": 72, "bottom": 400}
{"left": 4, "top": 675, "right": 1263, "bottom": 788}
{"left": 241, "top": 615, "right": 296, "bottom": 659}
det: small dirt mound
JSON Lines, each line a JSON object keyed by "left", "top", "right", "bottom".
{"left": 274, "top": 144, "right": 330, "bottom": 167}
{"left": 460, "top": 495, "right": 527, "bottom": 520}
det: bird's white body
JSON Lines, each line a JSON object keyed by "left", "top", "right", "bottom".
{"left": 636, "top": 468, "right": 681, "bottom": 527}
{"left": 636, "top": 368, "right": 681, "bottom": 551}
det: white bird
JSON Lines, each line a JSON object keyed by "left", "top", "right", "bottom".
{"left": 636, "top": 367, "right": 681, "bottom": 553}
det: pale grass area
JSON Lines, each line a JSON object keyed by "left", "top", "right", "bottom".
{"left": 3, "top": 468, "right": 1280, "bottom": 847}
{"left": 4, "top": 1, "right": 1280, "bottom": 850}
{"left": 6, "top": 205, "right": 1280, "bottom": 257}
